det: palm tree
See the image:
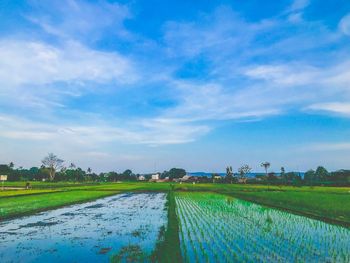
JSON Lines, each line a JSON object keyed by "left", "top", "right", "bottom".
{"left": 261, "top": 162, "right": 271, "bottom": 176}
{"left": 8, "top": 162, "right": 14, "bottom": 169}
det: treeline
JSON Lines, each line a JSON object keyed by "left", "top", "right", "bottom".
{"left": 216, "top": 165, "right": 349, "bottom": 186}
{"left": 0, "top": 163, "right": 137, "bottom": 182}
{"left": 257, "top": 166, "right": 350, "bottom": 186}
{"left": 0, "top": 153, "right": 187, "bottom": 182}
{"left": 0, "top": 153, "right": 349, "bottom": 186}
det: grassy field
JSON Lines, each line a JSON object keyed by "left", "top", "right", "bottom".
{"left": 152, "top": 191, "right": 183, "bottom": 262}
{"left": 0, "top": 190, "right": 119, "bottom": 220}
{"left": 1, "top": 182, "right": 349, "bottom": 226}
{"left": 0, "top": 189, "right": 60, "bottom": 198}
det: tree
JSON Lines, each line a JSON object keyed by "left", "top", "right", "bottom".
{"left": 69, "top": 163, "right": 76, "bottom": 169}
{"left": 280, "top": 167, "right": 285, "bottom": 176}
{"left": 87, "top": 167, "right": 92, "bottom": 174}
{"left": 226, "top": 166, "right": 234, "bottom": 183}
{"left": 9, "top": 162, "right": 14, "bottom": 169}
{"left": 261, "top": 162, "right": 271, "bottom": 176}
{"left": 163, "top": 168, "right": 186, "bottom": 179}
{"left": 280, "top": 167, "right": 286, "bottom": 184}
{"left": 315, "top": 166, "right": 329, "bottom": 181}
{"left": 238, "top": 165, "right": 251, "bottom": 183}
{"left": 330, "top": 170, "right": 350, "bottom": 185}
{"left": 304, "top": 169, "right": 316, "bottom": 185}
{"left": 267, "top": 172, "right": 277, "bottom": 182}
{"left": 42, "top": 153, "right": 64, "bottom": 181}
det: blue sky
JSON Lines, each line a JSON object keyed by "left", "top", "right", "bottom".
{"left": 1, "top": 0, "right": 350, "bottom": 173}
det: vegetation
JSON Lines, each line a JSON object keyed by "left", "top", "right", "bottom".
{"left": 1, "top": 182, "right": 349, "bottom": 226}
{"left": 152, "top": 191, "right": 183, "bottom": 262}
{"left": 175, "top": 192, "right": 350, "bottom": 262}
{"left": 0, "top": 190, "right": 119, "bottom": 220}
{"left": 1, "top": 156, "right": 349, "bottom": 186}
{"left": 161, "top": 168, "right": 186, "bottom": 179}
{"left": 41, "top": 153, "right": 64, "bottom": 181}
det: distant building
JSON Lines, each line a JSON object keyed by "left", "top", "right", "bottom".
{"left": 181, "top": 175, "right": 191, "bottom": 181}
{"left": 238, "top": 178, "right": 247, "bottom": 184}
{"left": 138, "top": 175, "right": 146, "bottom": 181}
{"left": 180, "top": 175, "right": 198, "bottom": 183}
{"left": 151, "top": 173, "right": 160, "bottom": 180}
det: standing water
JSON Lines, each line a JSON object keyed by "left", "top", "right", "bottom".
{"left": 176, "top": 192, "right": 350, "bottom": 263}
{"left": 0, "top": 193, "right": 167, "bottom": 262}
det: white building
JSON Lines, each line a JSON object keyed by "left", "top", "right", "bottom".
{"left": 151, "top": 173, "right": 160, "bottom": 180}
{"left": 138, "top": 175, "right": 146, "bottom": 181}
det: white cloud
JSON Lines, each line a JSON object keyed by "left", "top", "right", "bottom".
{"left": 163, "top": 6, "right": 276, "bottom": 59}
{"left": 244, "top": 64, "right": 317, "bottom": 86}
{"left": 289, "top": 0, "right": 310, "bottom": 12}
{"left": 157, "top": 81, "right": 282, "bottom": 124}
{"left": 0, "top": 114, "right": 209, "bottom": 146}
{"left": 306, "top": 102, "right": 350, "bottom": 116}
{"left": 27, "top": 0, "right": 132, "bottom": 41}
{"left": 0, "top": 40, "right": 136, "bottom": 87}
{"left": 339, "top": 14, "right": 350, "bottom": 36}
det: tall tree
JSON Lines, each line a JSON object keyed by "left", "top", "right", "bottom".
{"left": 238, "top": 165, "right": 251, "bottom": 183}
{"left": 8, "top": 162, "right": 14, "bottom": 169}
{"left": 226, "top": 166, "right": 234, "bottom": 183}
{"left": 315, "top": 166, "right": 329, "bottom": 181}
{"left": 261, "top": 162, "right": 271, "bottom": 176}
{"left": 42, "top": 153, "right": 64, "bottom": 181}
{"left": 304, "top": 169, "right": 316, "bottom": 184}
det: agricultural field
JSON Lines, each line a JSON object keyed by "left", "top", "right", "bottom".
{"left": 1, "top": 183, "right": 350, "bottom": 262}
{"left": 175, "top": 192, "right": 350, "bottom": 263}
{"left": 0, "top": 190, "right": 119, "bottom": 219}
{"left": 0, "top": 193, "right": 167, "bottom": 262}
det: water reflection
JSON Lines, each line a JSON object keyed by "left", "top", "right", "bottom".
{"left": 0, "top": 193, "right": 167, "bottom": 263}
{"left": 176, "top": 192, "right": 350, "bottom": 263}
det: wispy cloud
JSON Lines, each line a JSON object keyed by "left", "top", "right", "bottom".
{"left": 0, "top": 114, "right": 209, "bottom": 146}
{"left": 306, "top": 102, "right": 350, "bottom": 116}
{"left": 339, "top": 13, "right": 350, "bottom": 36}
{"left": 0, "top": 40, "right": 136, "bottom": 87}
{"left": 27, "top": 0, "right": 132, "bottom": 41}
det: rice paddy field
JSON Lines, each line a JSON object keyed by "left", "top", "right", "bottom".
{"left": 175, "top": 192, "right": 350, "bottom": 263}
{"left": 0, "top": 193, "right": 167, "bottom": 262}
{"left": 0, "top": 182, "right": 350, "bottom": 262}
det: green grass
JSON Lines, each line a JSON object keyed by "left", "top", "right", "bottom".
{"left": 173, "top": 183, "right": 350, "bottom": 226}
{"left": 0, "top": 189, "right": 60, "bottom": 198}
{"left": 1, "top": 181, "right": 349, "bottom": 226}
{"left": 0, "top": 190, "right": 119, "bottom": 220}
{"left": 228, "top": 190, "right": 350, "bottom": 226}
{"left": 152, "top": 191, "right": 183, "bottom": 262}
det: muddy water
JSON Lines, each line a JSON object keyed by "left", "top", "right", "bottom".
{"left": 0, "top": 193, "right": 167, "bottom": 263}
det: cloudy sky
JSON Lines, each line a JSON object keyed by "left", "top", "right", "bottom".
{"left": 1, "top": 0, "right": 350, "bottom": 173}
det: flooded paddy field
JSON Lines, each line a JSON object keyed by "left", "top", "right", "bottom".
{"left": 0, "top": 193, "right": 167, "bottom": 262}
{"left": 176, "top": 192, "right": 350, "bottom": 263}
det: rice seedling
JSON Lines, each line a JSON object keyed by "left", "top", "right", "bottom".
{"left": 175, "top": 192, "right": 350, "bottom": 263}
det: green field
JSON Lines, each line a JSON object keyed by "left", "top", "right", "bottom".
{"left": 0, "top": 182, "right": 349, "bottom": 226}
{"left": 0, "top": 190, "right": 119, "bottom": 219}
{"left": 175, "top": 192, "right": 350, "bottom": 262}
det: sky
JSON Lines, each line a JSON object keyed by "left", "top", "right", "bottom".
{"left": 0, "top": 0, "right": 350, "bottom": 173}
